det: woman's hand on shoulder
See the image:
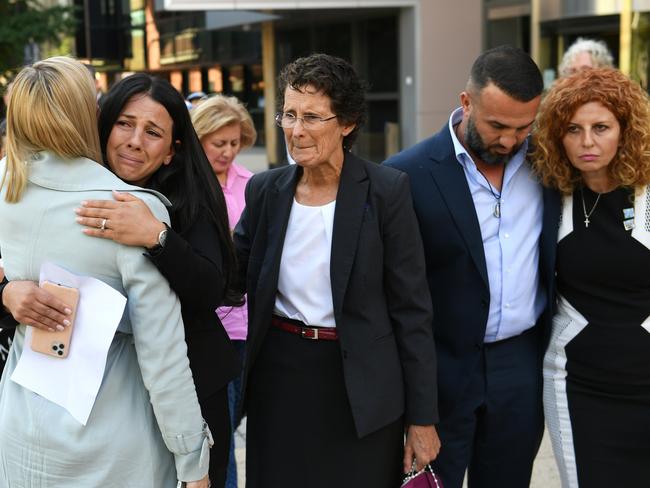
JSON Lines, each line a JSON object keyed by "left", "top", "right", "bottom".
{"left": 75, "top": 190, "right": 166, "bottom": 248}
{"left": 2, "top": 280, "right": 72, "bottom": 331}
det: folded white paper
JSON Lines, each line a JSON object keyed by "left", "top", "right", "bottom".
{"left": 11, "top": 262, "right": 126, "bottom": 425}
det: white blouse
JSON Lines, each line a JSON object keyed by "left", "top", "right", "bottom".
{"left": 274, "top": 198, "right": 337, "bottom": 327}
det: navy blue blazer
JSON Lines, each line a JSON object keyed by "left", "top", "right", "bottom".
{"left": 384, "top": 125, "right": 560, "bottom": 419}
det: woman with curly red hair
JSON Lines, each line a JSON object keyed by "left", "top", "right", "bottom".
{"left": 532, "top": 68, "right": 650, "bottom": 487}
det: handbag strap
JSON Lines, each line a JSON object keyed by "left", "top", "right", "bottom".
{"left": 402, "top": 463, "right": 444, "bottom": 488}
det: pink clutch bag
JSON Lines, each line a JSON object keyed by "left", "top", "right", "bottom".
{"left": 401, "top": 465, "right": 444, "bottom": 488}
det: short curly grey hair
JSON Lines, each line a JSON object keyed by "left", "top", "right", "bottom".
{"left": 558, "top": 37, "right": 614, "bottom": 77}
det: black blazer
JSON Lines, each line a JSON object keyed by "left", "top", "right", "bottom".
{"left": 234, "top": 152, "right": 438, "bottom": 438}
{"left": 146, "top": 209, "right": 241, "bottom": 400}
{"left": 384, "top": 125, "right": 561, "bottom": 420}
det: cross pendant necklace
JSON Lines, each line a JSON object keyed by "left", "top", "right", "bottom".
{"left": 580, "top": 187, "right": 602, "bottom": 228}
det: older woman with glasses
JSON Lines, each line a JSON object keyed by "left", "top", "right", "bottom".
{"left": 234, "top": 53, "right": 440, "bottom": 488}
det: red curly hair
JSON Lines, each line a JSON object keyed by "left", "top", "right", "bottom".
{"left": 531, "top": 68, "right": 650, "bottom": 194}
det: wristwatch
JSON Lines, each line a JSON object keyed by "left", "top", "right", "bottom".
{"left": 146, "top": 225, "right": 169, "bottom": 255}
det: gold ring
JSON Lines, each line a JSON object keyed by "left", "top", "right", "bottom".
{"left": 100, "top": 218, "right": 107, "bottom": 231}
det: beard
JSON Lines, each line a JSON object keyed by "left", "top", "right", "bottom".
{"left": 464, "top": 116, "right": 522, "bottom": 166}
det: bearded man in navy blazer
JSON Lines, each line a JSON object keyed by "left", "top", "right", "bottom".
{"left": 385, "top": 46, "right": 560, "bottom": 488}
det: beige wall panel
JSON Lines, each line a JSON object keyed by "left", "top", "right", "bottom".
{"left": 415, "top": 0, "right": 482, "bottom": 140}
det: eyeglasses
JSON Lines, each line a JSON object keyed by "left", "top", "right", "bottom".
{"left": 275, "top": 112, "right": 337, "bottom": 129}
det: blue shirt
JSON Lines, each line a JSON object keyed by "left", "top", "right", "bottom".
{"left": 448, "top": 108, "right": 545, "bottom": 342}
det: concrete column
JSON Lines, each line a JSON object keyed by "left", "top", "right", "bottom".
{"left": 399, "top": 6, "right": 417, "bottom": 150}
{"left": 620, "top": 0, "right": 633, "bottom": 75}
{"left": 262, "top": 21, "right": 278, "bottom": 165}
{"left": 145, "top": 0, "right": 161, "bottom": 70}
{"left": 414, "top": 0, "right": 483, "bottom": 141}
{"left": 531, "top": 0, "right": 541, "bottom": 64}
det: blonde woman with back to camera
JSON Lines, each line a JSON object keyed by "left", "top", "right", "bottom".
{"left": 0, "top": 57, "right": 210, "bottom": 487}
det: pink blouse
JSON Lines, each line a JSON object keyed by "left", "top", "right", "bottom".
{"left": 216, "top": 162, "right": 253, "bottom": 341}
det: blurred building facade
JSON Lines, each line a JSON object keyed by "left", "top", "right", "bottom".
{"left": 485, "top": 0, "right": 650, "bottom": 92}
{"left": 22, "top": 1, "right": 650, "bottom": 164}
{"left": 75, "top": 0, "right": 482, "bottom": 164}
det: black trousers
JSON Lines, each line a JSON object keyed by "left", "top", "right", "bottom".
{"left": 432, "top": 327, "right": 544, "bottom": 488}
{"left": 246, "top": 326, "right": 404, "bottom": 488}
{"left": 200, "top": 386, "right": 231, "bottom": 488}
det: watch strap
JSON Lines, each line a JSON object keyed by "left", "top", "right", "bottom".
{"left": 146, "top": 225, "right": 169, "bottom": 255}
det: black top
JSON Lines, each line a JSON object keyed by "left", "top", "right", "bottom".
{"left": 557, "top": 187, "right": 650, "bottom": 388}
{"left": 147, "top": 208, "right": 240, "bottom": 399}
{"left": 0, "top": 250, "right": 15, "bottom": 374}
{"left": 0, "top": 278, "right": 16, "bottom": 329}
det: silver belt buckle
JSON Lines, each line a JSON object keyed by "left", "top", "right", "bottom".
{"left": 301, "top": 327, "right": 319, "bottom": 340}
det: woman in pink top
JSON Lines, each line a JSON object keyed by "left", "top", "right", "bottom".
{"left": 191, "top": 94, "right": 255, "bottom": 488}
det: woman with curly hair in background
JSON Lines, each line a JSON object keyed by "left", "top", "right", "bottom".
{"left": 532, "top": 68, "right": 650, "bottom": 488}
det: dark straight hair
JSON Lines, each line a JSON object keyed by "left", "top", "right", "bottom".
{"left": 98, "top": 74, "right": 238, "bottom": 303}
{"left": 469, "top": 45, "right": 543, "bottom": 102}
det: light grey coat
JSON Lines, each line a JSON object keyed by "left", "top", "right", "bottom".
{"left": 0, "top": 152, "right": 210, "bottom": 487}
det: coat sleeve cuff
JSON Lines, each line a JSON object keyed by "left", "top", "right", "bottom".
{"left": 0, "top": 279, "right": 19, "bottom": 329}
{"left": 167, "top": 421, "right": 214, "bottom": 482}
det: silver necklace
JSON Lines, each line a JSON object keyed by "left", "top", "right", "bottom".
{"left": 455, "top": 122, "right": 503, "bottom": 218}
{"left": 475, "top": 166, "right": 503, "bottom": 218}
{"left": 580, "top": 187, "right": 602, "bottom": 228}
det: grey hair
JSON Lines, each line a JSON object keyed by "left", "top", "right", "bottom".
{"left": 558, "top": 38, "right": 614, "bottom": 77}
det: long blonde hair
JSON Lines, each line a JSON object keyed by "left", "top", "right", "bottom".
{"left": 2, "top": 56, "right": 101, "bottom": 202}
{"left": 191, "top": 94, "right": 257, "bottom": 150}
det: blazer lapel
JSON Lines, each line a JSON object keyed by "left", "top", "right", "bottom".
{"left": 330, "top": 153, "right": 369, "bottom": 319}
{"left": 428, "top": 130, "right": 489, "bottom": 288}
{"left": 540, "top": 186, "right": 561, "bottom": 270}
{"left": 260, "top": 165, "right": 299, "bottom": 292}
